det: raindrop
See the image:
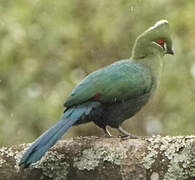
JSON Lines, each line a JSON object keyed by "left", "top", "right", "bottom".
{"left": 190, "top": 63, "right": 195, "bottom": 79}
{"left": 27, "top": 83, "right": 42, "bottom": 98}
{"left": 129, "top": 6, "right": 134, "bottom": 12}
{"left": 10, "top": 113, "right": 14, "bottom": 118}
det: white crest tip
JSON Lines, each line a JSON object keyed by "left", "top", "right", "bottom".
{"left": 155, "top": 20, "right": 168, "bottom": 26}
{"left": 148, "top": 20, "right": 169, "bottom": 31}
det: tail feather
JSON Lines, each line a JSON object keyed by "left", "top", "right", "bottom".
{"left": 20, "top": 102, "right": 100, "bottom": 168}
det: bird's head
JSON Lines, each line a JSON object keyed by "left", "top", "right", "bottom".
{"left": 132, "top": 20, "right": 174, "bottom": 59}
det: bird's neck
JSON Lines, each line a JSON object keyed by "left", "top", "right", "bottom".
{"left": 131, "top": 36, "right": 164, "bottom": 82}
{"left": 133, "top": 54, "right": 164, "bottom": 87}
{"left": 141, "top": 54, "right": 163, "bottom": 76}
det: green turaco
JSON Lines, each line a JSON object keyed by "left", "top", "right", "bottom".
{"left": 20, "top": 20, "right": 174, "bottom": 168}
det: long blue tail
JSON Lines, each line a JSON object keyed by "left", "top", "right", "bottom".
{"left": 19, "top": 102, "right": 100, "bottom": 168}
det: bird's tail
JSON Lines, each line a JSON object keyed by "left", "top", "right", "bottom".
{"left": 19, "top": 102, "right": 100, "bottom": 168}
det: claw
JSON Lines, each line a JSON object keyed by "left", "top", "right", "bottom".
{"left": 118, "top": 126, "right": 141, "bottom": 140}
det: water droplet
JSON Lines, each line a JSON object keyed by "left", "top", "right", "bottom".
{"left": 191, "top": 63, "right": 195, "bottom": 79}
{"left": 27, "top": 83, "right": 42, "bottom": 98}
{"left": 10, "top": 113, "right": 14, "bottom": 118}
{"left": 129, "top": 6, "right": 134, "bottom": 12}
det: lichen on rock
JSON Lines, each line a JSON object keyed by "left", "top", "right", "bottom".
{"left": 73, "top": 138, "right": 128, "bottom": 171}
{"left": 142, "top": 135, "right": 195, "bottom": 179}
{"left": 32, "top": 150, "right": 70, "bottom": 180}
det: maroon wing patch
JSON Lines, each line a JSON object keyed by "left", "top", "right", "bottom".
{"left": 89, "top": 93, "right": 101, "bottom": 100}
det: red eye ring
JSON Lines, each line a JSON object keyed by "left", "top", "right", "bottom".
{"left": 157, "top": 39, "right": 165, "bottom": 47}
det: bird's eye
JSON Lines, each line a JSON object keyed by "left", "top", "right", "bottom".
{"left": 156, "top": 39, "right": 165, "bottom": 49}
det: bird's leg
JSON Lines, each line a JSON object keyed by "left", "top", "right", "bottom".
{"left": 103, "top": 126, "right": 112, "bottom": 137}
{"left": 118, "top": 126, "right": 139, "bottom": 139}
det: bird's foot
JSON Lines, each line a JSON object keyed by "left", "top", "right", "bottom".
{"left": 118, "top": 126, "right": 148, "bottom": 140}
{"left": 120, "top": 134, "right": 139, "bottom": 140}
{"left": 103, "top": 126, "right": 112, "bottom": 136}
{"left": 120, "top": 134, "right": 151, "bottom": 140}
{"left": 103, "top": 126, "right": 119, "bottom": 138}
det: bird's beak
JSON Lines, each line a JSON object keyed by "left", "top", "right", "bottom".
{"left": 166, "top": 48, "right": 174, "bottom": 55}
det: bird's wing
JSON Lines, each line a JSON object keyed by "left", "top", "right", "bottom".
{"left": 64, "top": 60, "right": 153, "bottom": 107}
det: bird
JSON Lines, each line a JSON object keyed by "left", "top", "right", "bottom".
{"left": 19, "top": 20, "right": 174, "bottom": 168}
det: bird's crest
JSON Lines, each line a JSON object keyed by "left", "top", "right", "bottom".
{"left": 132, "top": 20, "right": 173, "bottom": 59}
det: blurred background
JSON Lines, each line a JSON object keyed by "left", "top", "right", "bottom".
{"left": 0, "top": 0, "right": 195, "bottom": 146}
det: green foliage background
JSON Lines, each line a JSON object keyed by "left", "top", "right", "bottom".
{"left": 0, "top": 0, "right": 195, "bottom": 146}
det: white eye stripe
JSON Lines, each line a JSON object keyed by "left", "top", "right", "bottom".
{"left": 164, "top": 42, "right": 167, "bottom": 50}
{"left": 152, "top": 41, "right": 166, "bottom": 50}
